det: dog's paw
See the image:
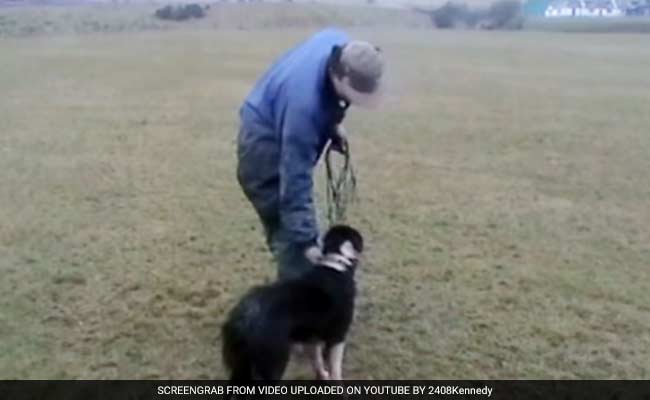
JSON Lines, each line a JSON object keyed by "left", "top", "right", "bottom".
{"left": 316, "top": 368, "right": 331, "bottom": 380}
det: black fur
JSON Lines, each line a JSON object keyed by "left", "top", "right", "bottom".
{"left": 222, "top": 225, "right": 364, "bottom": 382}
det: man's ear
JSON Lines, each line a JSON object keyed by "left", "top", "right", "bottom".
{"left": 331, "top": 74, "right": 351, "bottom": 104}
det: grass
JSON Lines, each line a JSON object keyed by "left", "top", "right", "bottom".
{"left": 0, "top": 4, "right": 169, "bottom": 37}
{"left": 3, "top": 4, "right": 650, "bottom": 39}
{"left": 0, "top": 3, "right": 430, "bottom": 38}
{"left": 1, "top": 25, "right": 650, "bottom": 379}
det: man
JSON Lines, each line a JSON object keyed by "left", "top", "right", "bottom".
{"left": 237, "top": 28, "right": 384, "bottom": 280}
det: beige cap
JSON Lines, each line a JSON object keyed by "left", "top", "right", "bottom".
{"left": 339, "top": 41, "right": 384, "bottom": 94}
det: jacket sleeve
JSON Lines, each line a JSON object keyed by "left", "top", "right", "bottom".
{"left": 278, "top": 102, "right": 321, "bottom": 245}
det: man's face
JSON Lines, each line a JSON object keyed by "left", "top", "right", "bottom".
{"left": 332, "top": 74, "right": 383, "bottom": 110}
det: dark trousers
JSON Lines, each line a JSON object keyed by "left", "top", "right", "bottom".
{"left": 236, "top": 125, "right": 314, "bottom": 281}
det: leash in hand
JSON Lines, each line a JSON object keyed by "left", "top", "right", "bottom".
{"left": 324, "top": 136, "right": 357, "bottom": 227}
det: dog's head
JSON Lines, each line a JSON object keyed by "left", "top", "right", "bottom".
{"left": 321, "top": 225, "right": 364, "bottom": 271}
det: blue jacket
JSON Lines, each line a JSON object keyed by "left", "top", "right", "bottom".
{"left": 239, "top": 28, "right": 350, "bottom": 245}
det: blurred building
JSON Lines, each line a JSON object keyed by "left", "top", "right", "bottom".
{"left": 544, "top": 0, "right": 623, "bottom": 16}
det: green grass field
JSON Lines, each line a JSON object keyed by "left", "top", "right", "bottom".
{"left": 1, "top": 13, "right": 650, "bottom": 379}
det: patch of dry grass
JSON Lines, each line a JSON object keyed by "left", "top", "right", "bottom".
{"left": 0, "top": 3, "right": 430, "bottom": 38}
{"left": 1, "top": 29, "right": 649, "bottom": 379}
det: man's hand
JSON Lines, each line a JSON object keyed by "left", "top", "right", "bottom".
{"left": 330, "top": 124, "right": 349, "bottom": 154}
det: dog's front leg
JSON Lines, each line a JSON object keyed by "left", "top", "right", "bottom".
{"left": 327, "top": 342, "right": 345, "bottom": 380}
{"left": 311, "top": 342, "right": 330, "bottom": 380}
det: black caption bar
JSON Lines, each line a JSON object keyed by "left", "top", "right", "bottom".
{"left": 1, "top": 381, "right": 649, "bottom": 400}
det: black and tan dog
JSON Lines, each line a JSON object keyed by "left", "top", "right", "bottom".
{"left": 222, "top": 225, "right": 364, "bottom": 382}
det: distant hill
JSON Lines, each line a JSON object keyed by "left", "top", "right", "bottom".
{"left": 0, "top": 1, "right": 432, "bottom": 37}
{"left": 0, "top": 0, "right": 106, "bottom": 5}
{"left": 0, "top": 0, "right": 500, "bottom": 9}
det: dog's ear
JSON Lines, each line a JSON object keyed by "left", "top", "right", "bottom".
{"left": 340, "top": 240, "right": 358, "bottom": 260}
{"left": 323, "top": 225, "right": 363, "bottom": 255}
